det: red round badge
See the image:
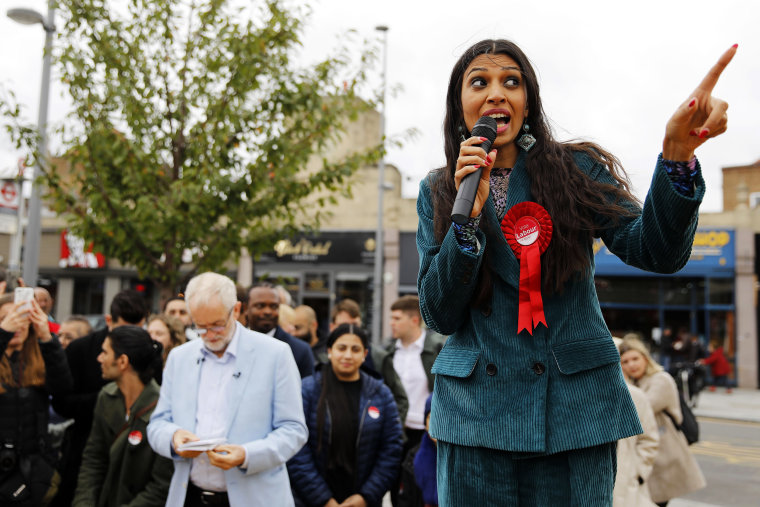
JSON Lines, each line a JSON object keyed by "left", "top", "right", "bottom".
{"left": 501, "top": 201, "right": 552, "bottom": 258}
{"left": 514, "top": 216, "right": 540, "bottom": 246}
{"left": 367, "top": 406, "right": 380, "bottom": 419}
{"left": 128, "top": 430, "right": 143, "bottom": 446}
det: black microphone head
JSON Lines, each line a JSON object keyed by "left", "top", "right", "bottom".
{"left": 470, "top": 116, "right": 498, "bottom": 148}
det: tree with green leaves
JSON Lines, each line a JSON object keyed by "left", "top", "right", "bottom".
{"left": 1, "top": 0, "right": 383, "bottom": 298}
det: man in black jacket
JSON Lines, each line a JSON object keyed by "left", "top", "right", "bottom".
{"left": 51, "top": 289, "right": 148, "bottom": 507}
{"left": 246, "top": 283, "right": 314, "bottom": 379}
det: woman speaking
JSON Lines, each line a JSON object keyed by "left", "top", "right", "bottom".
{"left": 416, "top": 38, "right": 734, "bottom": 505}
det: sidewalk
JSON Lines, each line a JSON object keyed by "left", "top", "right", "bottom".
{"left": 692, "top": 387, "right": 760, "bottom": 423}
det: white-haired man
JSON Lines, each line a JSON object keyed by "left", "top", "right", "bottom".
{"left": 148, "top": 272, "right": 307, "bottom": 506}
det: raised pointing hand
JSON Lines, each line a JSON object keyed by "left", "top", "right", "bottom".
{"left": 663, "top": 44, "right": 737, "bottom": 161}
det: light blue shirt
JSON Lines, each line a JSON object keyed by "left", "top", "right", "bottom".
{"left": 190, "top": 322, "right": 244, "bottom": 491}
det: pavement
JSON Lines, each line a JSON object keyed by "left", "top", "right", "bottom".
{"left": 691, "top": 387, "right": 760, "bottom": 423}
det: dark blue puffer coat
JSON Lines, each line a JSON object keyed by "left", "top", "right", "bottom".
{"left": 287, "top": 368, "right": 403, "bottom": 507}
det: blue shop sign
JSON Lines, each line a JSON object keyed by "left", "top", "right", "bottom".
{"left": 594, "top": 228, "right": 735, "bottom": 277}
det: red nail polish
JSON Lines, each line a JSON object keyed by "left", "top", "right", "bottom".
{"left": 689, "top": 129, "right": 698, "bottom": 136}
{"left": 473, "top": 165, "right": 480, "bottom": 169}
{"left": 479, "top": 137, "right": 488, "bottom": 142}
{"left": 688, "top": 98, "right": 696, "bottom": 108}
{"left": 486, "top": 156, "right": 492, "bottom": 165}
{"left": 699, "top": 129, "right": 709, "bottom": 139}
{"left": 732, "top": 43, "right": 738, "bottom": 49}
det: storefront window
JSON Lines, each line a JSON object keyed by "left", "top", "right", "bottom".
{"left": 708, "top": 278, "right": 734, "bottom": 305}
{"left": 662, "top": 278, "right": 696, "bottom": 306}
{"left": 595, "top": 277, "right": 659, "bottom": 305}
{"left": 601, "top": 307, "right": 659, "bottom": 340}
{"left": 73, "top": 278, "right": 104, "bottom": 316}
{"left": 304, "top": 273, "right": 329, "bottom": 294}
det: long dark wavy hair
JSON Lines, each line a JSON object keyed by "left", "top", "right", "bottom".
{"left": 432, "top": 39, "right": 639, "bottom": 306}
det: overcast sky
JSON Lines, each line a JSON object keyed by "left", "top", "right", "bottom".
{"left": 1, "top": 0, "right": 758, "bottom": 212}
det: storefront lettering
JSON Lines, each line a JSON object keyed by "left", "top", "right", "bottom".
{"left": 692, "top": 230, "right": 731, "bottom": 248}
{"left": 274, "top": 239, "right": 333, "bottom": 258}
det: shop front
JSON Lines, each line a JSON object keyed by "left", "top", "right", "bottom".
{"left": 253, "top": 231, "right": 379, "bottom": 338}
{"left": 594, "top": 228, "right": 746, "bottom": 385}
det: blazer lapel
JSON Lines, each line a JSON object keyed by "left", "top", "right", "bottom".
{"left": 224, "top": 330, "right": 256, "bottom": 435}
{"left": 185, "top": 346, "right": 204, "bottom": 432}
{"left": 485, "top": 150, "right": 529, "bottom": 286}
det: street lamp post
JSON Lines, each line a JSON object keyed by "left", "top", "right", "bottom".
{"left": 372, "top": 25, "right": 388, "bottom": 346}
{"left": 7, "top": 2, "right": 56, "bottom": 288}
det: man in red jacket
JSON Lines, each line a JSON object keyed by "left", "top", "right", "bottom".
{"left": 700, "top": 341, "right": 732, "bottom": 393}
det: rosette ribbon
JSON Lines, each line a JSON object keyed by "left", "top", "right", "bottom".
{"left": 501, "top": 202, "right": 553, "bottom": 335}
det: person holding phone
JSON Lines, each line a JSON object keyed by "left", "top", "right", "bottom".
{"left": 0, "top": 294, "right": 73, "bottom": 506}
{"left": 416, "top": 38, "right": 735, "bottom": 504}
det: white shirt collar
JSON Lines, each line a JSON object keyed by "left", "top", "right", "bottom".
{"left": 395, "top": 329, "right": 426, "bottom": 352}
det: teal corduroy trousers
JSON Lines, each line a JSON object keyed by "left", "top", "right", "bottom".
{"left": 437, "top": 441, "right": 616, "bottom": 506}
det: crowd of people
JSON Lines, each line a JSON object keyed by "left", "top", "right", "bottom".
{"left": 0, "top": 272, "right": 450, "bottom": 507}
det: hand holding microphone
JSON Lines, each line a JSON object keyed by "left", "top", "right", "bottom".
{"left": 451, "top": 116, "right": 498, "bottom": 224}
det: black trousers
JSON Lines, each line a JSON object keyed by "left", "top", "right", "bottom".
{"left": 390, "top": 427, "right": 426, "bottom": 507}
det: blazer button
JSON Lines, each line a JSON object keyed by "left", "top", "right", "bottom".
{"left": 486, "top": 363, "right": 497, "bottom": 376}
{"left": 532, "top": 362, "right": 546, "bottom": 375}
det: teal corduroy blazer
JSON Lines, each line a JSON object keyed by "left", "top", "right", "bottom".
{"left": 417, "top": 150, "right": 704, "bottom": 455}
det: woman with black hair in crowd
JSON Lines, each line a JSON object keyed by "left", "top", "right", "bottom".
{"left": 288, "top": 324, "right": 403, "bottom": 507}
{"left": 0, "top": 293, "right": 72, "bottom": 505}
{"left": 417, "top": 38, "right": 735, "bottom": 504}
{"left": 73, "top": 325, "right": 172, "bottom": 506}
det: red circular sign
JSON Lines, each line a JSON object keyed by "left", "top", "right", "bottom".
{"left": 1, "top": 182, "right": 17, "bottom": 203}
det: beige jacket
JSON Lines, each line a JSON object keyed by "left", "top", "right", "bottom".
{"left": 636, "top": 371, "right": 706, "bottom": 503}
{"left": 613, "top": 384, "right": 659, "bottom": 507}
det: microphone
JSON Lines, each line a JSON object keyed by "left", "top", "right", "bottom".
{"left": 451, "top": 116, "right": 498, "bottom": 225}
{"left": 232, "top": 372, "right": 241, "bottom": 379}
{"left": 197, "top": 357, "right": 205, "bottom": 365}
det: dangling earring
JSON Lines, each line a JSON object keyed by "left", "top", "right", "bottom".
{"left": 516, "top": 122, "right": 536, "bottom": 152}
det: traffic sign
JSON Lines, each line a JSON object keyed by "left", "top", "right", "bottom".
{"left": 0, "top": 180, "right": 20, "bottom": 212}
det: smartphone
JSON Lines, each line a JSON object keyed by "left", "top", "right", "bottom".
{"left": 14, "top": 287, "right": 34, "bottom": 312}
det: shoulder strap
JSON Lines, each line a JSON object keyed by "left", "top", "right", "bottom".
{"left": 111, "top": 399, "right": 158, "bottom": 447}
{"left": 663, "top": 409, "right": 681, "bottom": 431}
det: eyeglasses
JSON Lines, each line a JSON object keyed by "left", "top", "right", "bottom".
{"left": 192, "top": 308, "right": 233, "bottom": 336}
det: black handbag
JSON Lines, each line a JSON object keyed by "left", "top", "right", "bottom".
{"left": 665, "top": 395, "right": 699, "bottom": 445}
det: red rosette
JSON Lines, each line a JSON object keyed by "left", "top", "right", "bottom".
{"left": 500, "top": 202, "right": 553, "bottom": 335}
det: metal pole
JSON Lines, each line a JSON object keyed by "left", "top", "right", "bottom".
{"left": 8, "top": 167, "right": 25, "bottom": 285}
{"left": 22, "top": 1, "right": 55, "bottom": 288}
{"left": 371, "top": 25, "right": 388, "bottom": 346}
